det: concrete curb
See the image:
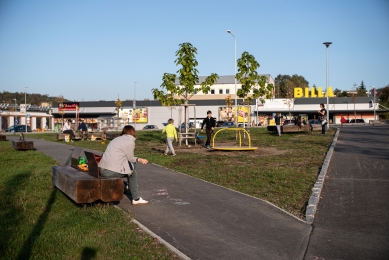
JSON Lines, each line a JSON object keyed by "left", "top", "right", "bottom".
{"left": 305, "top": 127, "right": 340, "bottom": 224}
{"left": 113, "top": 206, "right": 191, "bottom": 260}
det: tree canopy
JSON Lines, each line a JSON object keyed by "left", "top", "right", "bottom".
{"left": 235, "top": 51, "right": 273, "bottom": 102}
{"left": 357, "top": 81, "right": 367, "bottom": 96}
{"left": 274, "top": 74, "right": 309, "bottom": 98}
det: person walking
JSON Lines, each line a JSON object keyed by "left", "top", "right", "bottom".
{"left": 318, "top": 103, "right": 327, "bottom": 135}
{"left": 274, "top": 113, "right": 282, "bottom": 136}
{"left": 201, "top": 110, "right": 216, "bottom": 149}
{"left": 162, "top": 118, "right": 178, "bottom": 156}
{"left": 98, "top": 125, "right": 149, "bottom": 205}
{"left": 340, "top": 116, "right": 346, "bottom": 127}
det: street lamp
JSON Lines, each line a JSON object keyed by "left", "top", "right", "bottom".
{"left": 25, "top": 87, "right": 28, "bottom": 133}
{"left": 227, "top": 30, "right": 238, "bottom": 127}
{"left": 323, "top": 42, "right": 332, "bottom": 129}
{"left": 134, "top": 82, "right": 137, "bottom": 130}
{"left": 13, "top": 99, "right": 17, "bottom": 125}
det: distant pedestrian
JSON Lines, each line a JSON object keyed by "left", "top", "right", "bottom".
{"left": 78, "top": 119, "right": 88, "bottom": 140}
{"left": 162, "top": 118, "right": 178, "bottom": 156}
{"left": 201, "top": 110, "right": 216, "bottom": 149}
{"left": 274, "top": 113, "right": 282, "bottom": 136}
{"left": 318, "top": 103, "right": 327, "bottom": 135}
{"left": 63, "top": 119, "right": 76, "bottom": 141}
{"left": 340, "top": 116, "right": 346, "bottom": 127}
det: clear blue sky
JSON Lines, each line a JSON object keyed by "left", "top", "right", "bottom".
{"left": 0, "top": 0, "right": 388, "bottom": 102}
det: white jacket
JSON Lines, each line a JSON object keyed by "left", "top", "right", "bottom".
{"left": 98, "top": 134, "right": 138, "bottom": 175}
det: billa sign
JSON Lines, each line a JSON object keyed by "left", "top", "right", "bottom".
{"left": 294, "top": 87, "right": 335, "bottom": 98}
{"left": 58, "top": 103, "right": 79, "bottom": 111}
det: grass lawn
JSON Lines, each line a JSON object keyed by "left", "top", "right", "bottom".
{"left": 0, "top": 141, "right": 177, "bottom": 259}
{"left": 24, "top": 127, "right": 335, "bottom": 218}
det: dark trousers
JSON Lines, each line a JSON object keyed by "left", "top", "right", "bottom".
{"left": 63, "top": 130, "right": 76, "bottom": 140}
{"left": 321, "top": 124, "right": 326, "bottom": 134}
{"left": 205, "top": 128, "right": 213, "bottom": 146}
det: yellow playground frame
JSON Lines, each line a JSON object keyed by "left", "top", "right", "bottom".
{"left": 211, "top": 128, "right": 258, "bottom": 151}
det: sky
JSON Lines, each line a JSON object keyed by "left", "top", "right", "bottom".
{"left": 0, "top": 0, "right": 388, "bottom": 102}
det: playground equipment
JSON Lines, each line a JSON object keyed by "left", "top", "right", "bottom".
{"left": 211, "top": 128, "right": 258, "bottom": 151}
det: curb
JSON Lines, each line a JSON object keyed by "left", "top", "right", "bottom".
{"left": 305, "top": 127, "right": 340, "bottom": 224}
{"left": 113, "top": 206, "right": 191, "bottom": 260}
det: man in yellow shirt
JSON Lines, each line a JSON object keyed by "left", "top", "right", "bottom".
{"left": 162, "top": 118, "right": 178, "bottom": 156}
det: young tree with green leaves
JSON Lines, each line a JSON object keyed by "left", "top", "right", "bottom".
{"left": 152, "top": 42, "right": 218, "bottom": 136}
{"left": 236, "top": 51, "right": 274, "bottom": 102}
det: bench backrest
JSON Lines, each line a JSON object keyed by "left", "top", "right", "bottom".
{"left": 84, "top": 151, "right": 100, "bottom": 178}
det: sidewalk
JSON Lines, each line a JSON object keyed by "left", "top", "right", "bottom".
{"left": 305, "top": 125, "right": 389, "bottom": 259}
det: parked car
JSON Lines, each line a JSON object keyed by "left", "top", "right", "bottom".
{"left": 349, "top": 119, "right": 365, "bottom": 123}
{"left": 143, "top": 125, "right": 159, "bottom": 130}
{"left": 220, "top": 122, "right": 235, "bottom": 127}
{"left": 308, "top": 119, "right": 320, "bottom": 125}
{"left": 4, "top": 125, "right": 32, "bottom": 133}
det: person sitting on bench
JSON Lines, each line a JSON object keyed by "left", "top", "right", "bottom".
{"left": 77, "top": 119, "right": 88, "bottom": 141}
{"left": 98, "top": 125, "right": 149, "bottom": 205}
{"left": 63, "top": 119, "right": 76, "bottom": 142}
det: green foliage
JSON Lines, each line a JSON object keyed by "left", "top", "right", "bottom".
{"left": 0, "top": 91, "right": 68, "bottom": 106}
{"left": 152, "top": 42, "right": 219, "bottom": 105}
{"left": 274, "top": 74, "right": 309, "bottom": 98}
{"left": 236, "top": 51, "right": 273, "bottom": 102}
{"left": 377, "top": 84, "right": 389, "bottom": 109}
{"left": 357, "top": 80, "right": 367, "bottom": 96}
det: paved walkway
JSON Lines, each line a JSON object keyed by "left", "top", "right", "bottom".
{"left": 6, "top": 125, "right": 389, "bottom": 259}
{"left": 305, "top": 125, "right": 389, "bottom": 259}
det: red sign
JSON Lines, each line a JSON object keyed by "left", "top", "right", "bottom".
{"left": 59, "top": 103, "right": 79, "bottom": 111}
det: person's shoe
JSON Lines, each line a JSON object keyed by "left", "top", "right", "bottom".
{"left": 132, "top": 197, "right": 148, "bottom": 205}
{"left": 71, "top": 140, "right": 74, "bottom": 142}
{"left": 206, "top": 145, "right": 210, "bottom": 149}
{"left": 172, "top": 154, "right": 176, "bottom": 156}
{"left": 164, "top": 153, "right": 168, "bottom": 155}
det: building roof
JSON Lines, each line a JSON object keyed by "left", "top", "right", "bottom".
{"left": 174, "top": 75, "right": 273, "bottom": 85}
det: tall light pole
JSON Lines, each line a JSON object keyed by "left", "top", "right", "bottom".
{"left": 227, "top": 30, "right": 238, "bottom": 127}
{"left": 134, "top": 82, "right": 137, "bottom": 130}
{"left": 13, "top": 99, "right": 17, "bottom": 125}
{"left": 25, "top": 87, "right": 28, "bottom": 133}
{"left": 323, "top": 42, "right": 332, "bottom": 129}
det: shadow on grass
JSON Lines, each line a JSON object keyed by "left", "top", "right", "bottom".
{"left": 0, "top": 172, "right": 31, "bottom": 257}
{"left": 16, "top": 188, "right": 58, "bottom": 259}
{"left": 81, "top": 247, "right": 97, "bottom": 260}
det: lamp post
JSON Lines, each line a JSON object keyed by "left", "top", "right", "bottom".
{"left": 323, "top": 42, "right": 332, "bottom": 129}
{"left": 134, "top": 82, "right": 137, "bottom": 130}
{"left": 13, "top": 99, "right": 17, "bottom": 125}
{"left": 25, "top": 87, "right": 28, "bottom": 133}
{"left": 227, "top": 30, "right": 238, "bottom": 127}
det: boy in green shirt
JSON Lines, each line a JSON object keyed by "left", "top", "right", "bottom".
{"left": 162, "top": 118, "right": 178, "bottom": 156}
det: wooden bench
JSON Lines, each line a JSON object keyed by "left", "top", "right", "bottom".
{"left": 282, "top": 125, "right": 311, "bottom": 133}
{"left": 106, "top": 132, "right": 121, "bottom": 140}
{"left": 52, "top": 147, "right": 124, "bottom": 204}
{"left": 0, "top": 134, "right": 6, "bottom": 141}
{"left": 12, "top": 133, "right": 34, "bottom": 150}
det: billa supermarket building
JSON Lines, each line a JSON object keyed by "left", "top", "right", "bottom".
{"left": 0, "top": 76, "right": 381, "bottom": 131}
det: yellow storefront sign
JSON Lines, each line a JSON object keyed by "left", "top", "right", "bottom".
{"left": 294, "top": 87, "right": 334, "bottom": 98}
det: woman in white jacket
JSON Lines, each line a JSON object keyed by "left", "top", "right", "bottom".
{"left": 98, "top": 125, "right": 149, "bottom": 205}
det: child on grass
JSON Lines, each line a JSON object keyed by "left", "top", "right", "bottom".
{"left": 162, "top": 118, "right": 178, "bottom": 156}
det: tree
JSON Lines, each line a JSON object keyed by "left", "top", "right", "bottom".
{"left": 274, "top": 74, "right": 309, "bottom": 98}
{"left": 357, "top": 81, "right": 367, "bottom": 96}
{"left": 236, "top": 51, "right": 274, "bottom": 102}
{"left": 333, "top": 88, "right": 342, "bottom": 97}
{"left": 152, "top": 42, "right": 218, "bottom": 134}
{"left": 377, "top": 84, "right": 389, "bottom": 110}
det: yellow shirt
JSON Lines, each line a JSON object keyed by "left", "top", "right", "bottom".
{"left": 162, "top": 124, "right": 178, "bottom": 140}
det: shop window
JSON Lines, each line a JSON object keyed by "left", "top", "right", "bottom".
{"left": 211, "top": 89, "right": 215, "bottom": 94}
{"left": 219, "top": 89, "right": 223, "bottom": 94}
{"left": 226, "top": 89, "right": 230, "bottom": 94}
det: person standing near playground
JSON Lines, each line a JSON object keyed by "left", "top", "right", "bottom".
{"left": 162, "top": 118, "right": 177, "bottom": 156}
{"left": 201, "top": 110, "right": 216, "bottom": 149}
{"left": 98, "top": 125, "right": 149, "bottom": 205}
{"left": 274, "top": 113, "right": 282, "bottom": 136}
{"left": 318, "top": 103, "right": 327, "bottom": 135}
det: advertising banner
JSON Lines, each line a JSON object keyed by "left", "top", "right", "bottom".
{"left": 218, "top": 106, "right": 251, "bottom": 123}
{"left": 58, "top": 103, "right": 79, "bottom": 112}
{"left": 119, "top": 108, "right": 148, "bottom": 123}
